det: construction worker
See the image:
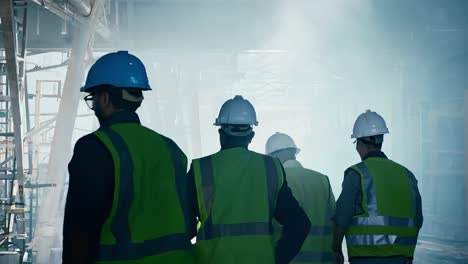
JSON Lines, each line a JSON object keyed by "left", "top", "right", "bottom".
{"left": 266, "top": 132, "right": 336, "bottom": 264}
{"left": 63, "top": 51, "right": 193, "bottom": 264}
{"left": 187, "top": 95, "right": 311, "bottom": 264}
{"left": 332, "top": 110, "right": 423, "bottom": 264}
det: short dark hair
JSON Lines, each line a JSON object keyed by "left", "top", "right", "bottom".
{"left": 91, "top": 85, "right": 143, "bottom": 112}
{"left": 219, "top": 128, "right": 254, "bottom": 146}
{"left": 358, "top": 137, "right": 382, "bottom": 150}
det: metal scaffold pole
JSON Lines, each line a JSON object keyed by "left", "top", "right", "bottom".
{"left": 465, "top": 91, "right": 468, "bottom": 241}
{"left": 0, "top": 0, "right": 29, "bottom": 261}
{"left": 0, "top": 0, "right": 25, "bottom": 194}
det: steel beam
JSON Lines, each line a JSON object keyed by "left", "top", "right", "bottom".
{"left": 0, "top": 156, "right": 14, "bottom": 168}
{"left": 18, "top": 2, "right": 28, "bottom": 79}
{"left": 24, "top": 183, "right": 56, "bottom": 188}
{"left": 26, "top": 59, "right": 69, "bottom": 73}
{"left": 465, "top": 91, "right": 468, "bottom": 240}
{"left": 0, "top": 174, "right": 16, "bottom": 180}
{"left": 0, "top": 1, "right": 25, "bottom": 189}
{"left": 24, "top": 116, "right": 56, "bottom": 140}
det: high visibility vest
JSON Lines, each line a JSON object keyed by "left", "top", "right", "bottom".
{"left": 192, "top": 148, "right": 284, "bottom": 264}
{"left": 93, "top": 123, "right": 193, "bottom": 263}
{"left": 345, "top": 157, "right": 419, "bottom": 258}
{"left": 281, "top": 160, "right": 335, "bottom": 264}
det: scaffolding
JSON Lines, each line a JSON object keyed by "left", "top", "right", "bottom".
{"left": 0, "top": 0, "right": 31, "bottom": 262}
{"left": 0, "top": 0, "right": 108, "bottom": 262}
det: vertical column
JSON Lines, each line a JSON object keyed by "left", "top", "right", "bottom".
{"left": 0, "top": 0, "right": 29, "bottom": 257}
{"left": 465, "top": 91, "right": 468, "bottom": 240}
{"left": 0, "top": 0, "right": 25, "bottom": 190}
{"left": 34, "top": 80, "right": 41, "bottom": 191}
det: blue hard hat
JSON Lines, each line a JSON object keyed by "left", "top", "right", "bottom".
{"left": 81, "top": 51, "right": 151, "bottom": 92}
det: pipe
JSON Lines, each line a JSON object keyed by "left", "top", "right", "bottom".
{"left": 66, "top": 0, "right": 92, "bottom": 17}
{"left": 30, "top": 0, "right": 110, "bottom": 39}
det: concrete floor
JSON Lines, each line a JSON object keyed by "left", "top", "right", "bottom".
{"left": 414, "top": 239, "right": 468, "bottom": 264}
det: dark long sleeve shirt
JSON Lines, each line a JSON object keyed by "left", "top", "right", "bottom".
{"left": 64, "top": 112, "right": 192, "bottom": 263}
{"left": 63, "top": 120, "right": 121, "bottom": 264}
{"left": 186, "top": 153, "right": 310, "bottom": 264}
{"left": 273, "top": 174, "right": 311, "bottom": 264}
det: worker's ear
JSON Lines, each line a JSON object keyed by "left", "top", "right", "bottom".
{"left": 100, "top": 91, "right": 111, "bottom": 108}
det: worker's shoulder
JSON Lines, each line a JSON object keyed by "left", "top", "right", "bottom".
{"left": 198, "top": 149, "right": 273, "bottom": 161}
{"left": 386, "top": 158, "right": 411, "bottom": 171}
{"left": 345, "top": 158, "right": 376, "bottom": 173}
{"left": 75, "top": 132, "right": 104, "bottom": 148}
{"left": 243, "top": 150, "right": 280, "bottom": 165}
{"left": 343, "top": 162, "right": 363, "bottom": 178}
{"left": 370, "top": 157, "right": 414, "bottom": 175}
{"left": 386, "top": 159, "right": 417, "bottom": 181}
{"left": 303, "top": 167, "right": 329, "bottom": 180}
{"left": 72, "top": 133, "right": 110, "bottom": 158}
{"left": 138, "top": 126, "right": 184, "bottom": 149}
{"left": 157, "top": 133, "right": 186, "bottom": 156}
{"left": 248, "top": 149, "right": 273, "bottom": 159}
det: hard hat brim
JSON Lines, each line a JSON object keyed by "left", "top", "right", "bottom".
{"left": 351, "top": 130, "right": 389, "bottom": 139}
{"left": 213, "top": 120, "right": 258, "bottom": 126}
{"left": 267, "top": 146, "right": 300, "bottom": 156}
{"left": 80, "top": 84, "right": 152, "bottom": 93}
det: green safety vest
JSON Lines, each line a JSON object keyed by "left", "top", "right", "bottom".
{"left": 345, "top": 157, "right": 419, "bottom": 258}
{"left": 93, "top": 123, "right": 193, "bottom": 264}
{"left": 281, "top": 160, "right": 335, "bottom": 264}
{"left": 192, "top": 147, "right": 284, "bottom": 264}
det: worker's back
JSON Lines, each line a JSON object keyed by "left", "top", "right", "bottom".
{"left": 94, "top": 122, "right": 193, "bottom": 263}
{"left": 192, "top": 147, "right": 284, "bottom": 264}
{"left": 281, "top": 160, "right": 335, "bottom": 264}
{"left": 345, "top": 157, "right": 420, "bottom": 259}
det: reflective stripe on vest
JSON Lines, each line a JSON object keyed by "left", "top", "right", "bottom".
{"left": 347, "top": 235, "right": 418, "bottom": 246}
{"left": 197, "top": 155, "right": 279, "bottom": 240}
{"left": 346, "top": 162, "right": 416, "bottom": 247}
{"left": 198, "top": 222, "right": 271, "bottom": 240}
{"left": 96, "top": 127, "right": 189, "bottom": 261}
{"left": 354, "top": 162, "right": 416, "bottom": 228}
{"left": 294, "top": 251, "right": 333, "bottom": 262}
{"left": 351, "top": 215, "right": 416, "bottom": 227}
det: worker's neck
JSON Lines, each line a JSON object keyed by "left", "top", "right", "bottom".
{"left": 278, "top": 156, "right": 294, "bottom": 164}
{"left": 221, "top": 141, "right": 249, "bottom": 150}
{"left": 360, "top": 149, "right": 383, "bottom": 161}
{"left": 98, "top": 109, "right": 129, "bottom": 126}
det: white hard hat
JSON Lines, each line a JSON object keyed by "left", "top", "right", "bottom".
{"left": 265, "top": 132, "right": 300, "bottom": 155}
{"left": 214, "top": 95, "right": 258, "bottom": 126}
{"left": 351, "top": 110, "right": 389, "bottom": 139}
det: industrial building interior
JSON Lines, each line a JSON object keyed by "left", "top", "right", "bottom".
{"left": 0, "top": 0, "right": 467, "bottom": 263}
